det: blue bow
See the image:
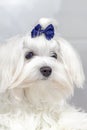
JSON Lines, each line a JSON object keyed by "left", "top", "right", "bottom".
{"left": 31, "top": 24, "right": 54, "bottom": 40}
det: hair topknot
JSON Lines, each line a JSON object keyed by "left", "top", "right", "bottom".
{"left": 38, "top": 17, "right": 58, "bottom": 29}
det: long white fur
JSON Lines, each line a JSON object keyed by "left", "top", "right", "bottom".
{"left": 0, "top": 18, "right": 87, "bottom": 130}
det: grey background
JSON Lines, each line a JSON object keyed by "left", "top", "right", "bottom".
{"left": 0, "top": 0, "right": 87, "bottom": 110}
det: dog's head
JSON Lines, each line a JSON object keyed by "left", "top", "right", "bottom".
{"left": 0, "top": 18, "right": 85, "bottom": 107}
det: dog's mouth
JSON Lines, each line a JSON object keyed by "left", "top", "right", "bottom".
{"left": 24, "top": 78, "right": 50, "bottom": 85}
{"left": 41, "top": 77, "right": 49, "bottom": 80}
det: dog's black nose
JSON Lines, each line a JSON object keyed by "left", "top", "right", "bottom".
{"left": 40, "top": 66, "right": 52, "bottom": 77}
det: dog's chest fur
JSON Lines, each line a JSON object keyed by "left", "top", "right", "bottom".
{"left": 0, "top": 103, "right": 87, "bottom": 130}
{"left": 0, "top": 108, "right": 59, "bottom": 130}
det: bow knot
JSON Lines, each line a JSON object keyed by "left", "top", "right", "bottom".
{"left": 31, "top": 24, "right": 54, "bottom": 40}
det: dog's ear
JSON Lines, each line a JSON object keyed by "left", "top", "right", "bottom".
{"left": 57, "top": 37, "right": 85, "bottom": 88}
{"left": 0, "top": 38, "right": 24, "bottom": 93}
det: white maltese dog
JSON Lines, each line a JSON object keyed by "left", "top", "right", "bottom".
{"left": 0, "top": 18, "right": 87, "bottom": 130}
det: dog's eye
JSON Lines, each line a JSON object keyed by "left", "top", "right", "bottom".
{"left": 51, "top": 53, "right": 57, "bottom": 59}
{"left": 25, "top": 52, "right": 34, "bottom": 59}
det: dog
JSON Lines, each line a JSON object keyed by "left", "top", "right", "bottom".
{"left": 0, "top": 18, "right": 87, "bottom": 130}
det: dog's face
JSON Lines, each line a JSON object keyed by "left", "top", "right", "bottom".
{"left": 0, "top": 35, "right": 85, "bottom": 106}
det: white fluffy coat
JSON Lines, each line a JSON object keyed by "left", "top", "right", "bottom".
{"left": 0, "top": 18, "right": 87, "bottom": 130}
